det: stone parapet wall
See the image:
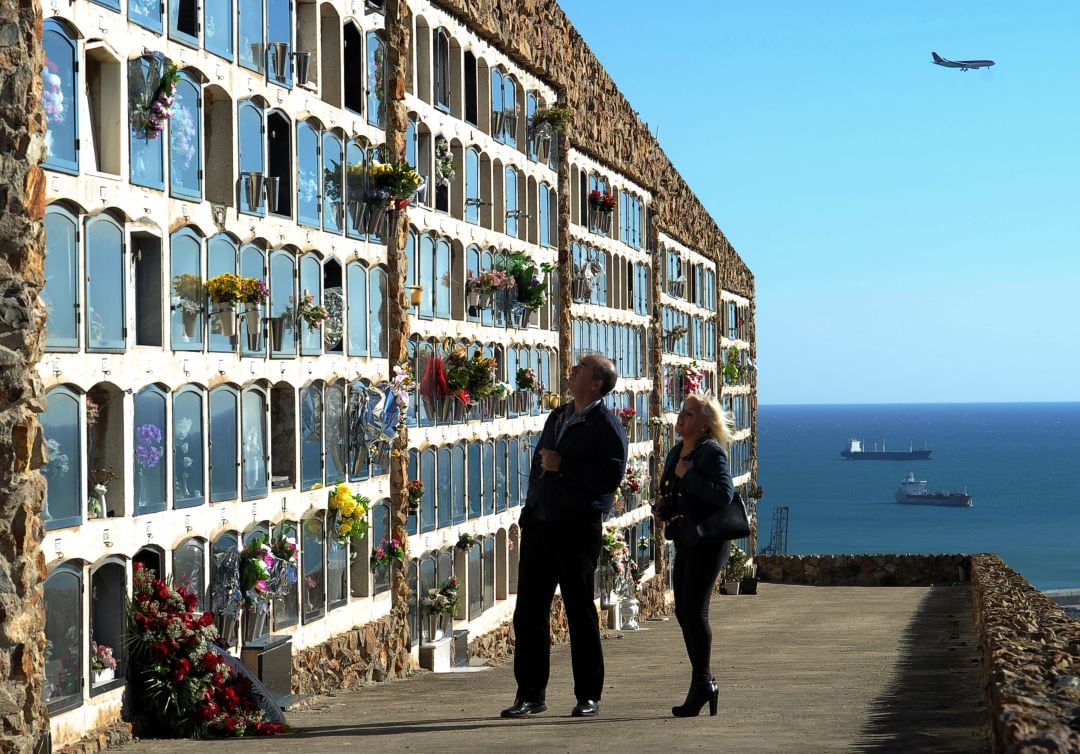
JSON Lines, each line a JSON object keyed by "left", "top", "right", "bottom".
{"left": 53, "top": 724, "right": 133, "bottom": 754}
{"left": 970, "top": 553, "right": 1080, "bottom": 753}
{"left": 429, "top": 0, "right": 752, "bottom": 297}
{"left": 291, "top": 613, "right": 416, "bottom": 695}
{"left": 755, "top": 553, "right": 971, "bottom": 586}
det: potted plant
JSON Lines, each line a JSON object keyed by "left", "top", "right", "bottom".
{"left": 370, "top": 537, "right": 405, "bottom": 571}
{"left": 528, "top": 105, "right": 571, "bottom": 161}
{"left": 455, "top": 532, "right": 481, "bottom": 551}
{"left": 723, "top": 544, "right": 750, "bottom": 595}
{"left": 405, "top": 479, "right": 424, "bottom": 513}
{"left": 496, "top": 251, "right": 554, "bottom": 327}
{"left": 723, "top": 346, "right": 741, "bottom": 384}
{"left": 421, "top": 576, "right": 459, "bottom": 642}
{"left": 205, "top": 273, "right": 247, "bottom": 337}
{"left": 90, "top": 640, "right": 117, "bottom": 684}
{"left": 240, "top": 277, "right": 270, "bottom": 350}
{"left": 171, "top": 273, "right": 203, "bottom": 338}
{"left": 328, "top": 482, "right": 370, "bottom": 544}
{"left": 588, "top": 189, "right": 616, "bottom": 234}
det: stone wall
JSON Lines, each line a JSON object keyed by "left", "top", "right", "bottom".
{"left": 429, "top": 0, "right": 753, "bottom": 299}
{"left": 970, "top": 554, "right": 1080, "bottom": 753}
{"left": 0, "top": 0, "right": 49, "bottom": 750}
{"left": 755, "top": 553, "right": 971, "bottom": 586}
{"left": 291, "top": 613, "right": 416, "bottom": 695}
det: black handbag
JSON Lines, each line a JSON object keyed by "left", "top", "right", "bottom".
{"left": 677, "top": 492, "right": 751, "bottom": 545}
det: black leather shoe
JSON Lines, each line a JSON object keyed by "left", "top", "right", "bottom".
{"left": 500, "top": 699, "right": 547, "bottom": 718}
{"left": 571, "top": 699, "right": 600, "bottom": 717}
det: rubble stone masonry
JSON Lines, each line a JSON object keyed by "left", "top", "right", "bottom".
{"left": 0, "top": 0, "right": 49, "bottom": 750}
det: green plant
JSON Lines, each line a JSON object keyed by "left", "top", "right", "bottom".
{"left": 497, "top": 251, "right": 554, "bottom": 310}
{"left": 530, "top": 105, "right": 572, "bottom": 133}
{"left": 723, "top": 346, "right": 741, "bottom": 384}
{"left": 726, "top": 545, "right": 750, "bottom": 582}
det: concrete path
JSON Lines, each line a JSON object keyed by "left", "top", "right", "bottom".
{"left": 116, "top": 583, "right": 990, "bottom": 753}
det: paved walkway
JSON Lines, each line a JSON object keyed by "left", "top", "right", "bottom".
{"left": 116, "top": 584, "right": 990, "bottom": 753}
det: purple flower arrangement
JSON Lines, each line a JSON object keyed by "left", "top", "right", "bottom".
{"left": 134, "top": 63, "right": 180, "bottom": 140}
{"left": 135, "top": 423, "right": 164, "bottom": 471}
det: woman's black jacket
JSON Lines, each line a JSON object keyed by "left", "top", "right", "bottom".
{"left": 660, "top": 437, "right": 734, "bottom": 530}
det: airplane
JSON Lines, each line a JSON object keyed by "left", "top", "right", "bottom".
{"left": 932, "top": 51, "right": 995, "bottom": 71}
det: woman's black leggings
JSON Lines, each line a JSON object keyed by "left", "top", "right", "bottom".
{"left": 672, "top": 540, "right": 731, "bottom": 686}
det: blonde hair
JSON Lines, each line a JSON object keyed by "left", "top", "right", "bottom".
{"left": 684, "top": 393, "right": 735, "bottom": 447}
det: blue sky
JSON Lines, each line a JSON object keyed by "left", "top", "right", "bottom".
{"left": 558, "top": 2, "right": 1080, "bottom": 405}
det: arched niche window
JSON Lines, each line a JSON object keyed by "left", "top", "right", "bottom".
{"left": 209, "top": 385, "right": 238, "bottom": 501}
{"left": 241, "top": 387, "right": 268, "bottom": 500}
{"left": 467, "top": 542, "right": 482, "bottom": 619}
{"left": 416, "top": 235, "right": 434, "bottom": 319}
{"left": 133, "top": 386, "right": 168, "bottom": 515}
{"left": 300, "top": 513, "right": 325, "bottom": 623}
{"left": 324, "top": 380, "right": 346, "bottom": 484}
{"left": 504, "top": 167, "right": 519, "bottom": 238}
{"left": 433, "top": 446, "right": 451, "bottom": 533}
{"left": 41, "top": 387, "right": 82, "bottom": 529}
{"left": 433, "top": 27, "right": 451, "bottom": 112}
{"left": 300, "top": 382, "right": 324, "bottom": 491}
{"left": 299, "top": 253, "right": 323, "bottom": 355}
{"left": 266, "top": 0, "right": 292, "bottom": 87}
{"left": 435, "top": 238, "right": 451, "bottom": 319}
{"left": 417, "top": 557, "right": 436, "bottom": 641}
{"left": 44, "top": 563, "right": 82, "bottom": 713}
{"left": 269, "top": 382, "right": 295, "bottom": 490}
{"left": 173, "top": 537, "right": 206, "bottom": 610}
{"left": 366, "top": 32, "right": 385, "bottom": 128}
{"left": 266, "top": 110, "right": 292, "bottom": 217}
{"left": 369, "top": 266, "right": 388, "bottom": 357}
{"left": 508, "top": 436, "right": 521, "bottom": 508}
{"left": 346, "top": 261, "right": 369, "bottom": 356}
{"left": 323, "top": 260, "right": 343, "bottom": 354}
{"left": 464, "top": 244, "right": 480, "bottom": 322}
{"left": 203, "top": 0, "right": 233, "bottom": 60}
{"left": 482, "top": 536, "right": 495, "bottom": 611}
{"left": 129, "top": 56, "right": 165, "bottom": 189}
{"left": 296, "top": 120, "right": 320, "bottom": 227}
{"left": 413, "top": 338, "right": 434, "bottom": 428}
{"left": 272, "top": 520, "right": 299, "bottom": 629}
{"left": 207, "top": 233, "right": 238, "bottom": 352}
{"left": 463, "top": 50, "right": 478, "bottom": 125}
{"left": 85, "top": 213, "right": 125, "bottom": 352}
{"left": 170, "top": 227, "right": 204, "bottom": 351}
{"left": 370, "top": 501, "right": 391, "bottom": 595}
{"left": 483, "top": 441, "right": 495, "bottom": 515}
{"left": 169, "top": 0, "right": 199, "bottom": 45}
{"left": 238, "top": 0, "right": 264, "bottom": 72}
{"left": 451, "top": 443, "right": 466, "bottom": 524}
{"left": 343, "top": 22, "right": 363, "bottom": 113}
{"left": 346, "top": 380, "right": 370, "bottom": 481}
{"left": 345, "top": 138, "right": 366, "bottom": 240}
{"left": 494, "top": 438, "right": 508, "bottom": 513}
{"left": 240, "top": 244, "right": 267, "bottom": 357}
{"left": 405, "top": 449, "right": 418, "bottom": 535}
{"left": 418, "top": 447, "right": 436, "bottom": 533}
{"left": 321, "top": 131, "right": 343, "bottom": 233}
{"left": 539, "top": 183, "right": 552, "bottom": 247}
{"left": 268, "top": 248, "right": 296, "bottom": 357}
{"left": 526, "top": 92, "right": 537, "bottom": 160}
{"left": 238, "top": 99, "right": 265, "bottom": 216}
{"left": 89, "top": 559, "right": 126, "bottom": 693}
{"left": 465, "top": 148, "right": 480, "bottom": 225}
{"left": 172, "top": 386, "right": 205, "bottom": 509}
{"left": 130, "top": 0, "right": 163, "bottom": 32}
{"left": 467, "top": 441, "right": 482, "bottom": 519}
{"left": 489, "top": 67, "right": 504, "bottom": 142}
{"left": 42, "top": 20, "right": 78, "bottom": 174}
{"left": 43, "top": 204, "right": 79, "bottom": 351}
{"left": 327, "top": 519, "right": 347, "bottom": 611}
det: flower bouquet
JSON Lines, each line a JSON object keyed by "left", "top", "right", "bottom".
{"left": 134, "top": 423, "right": 163, "bottom": 508}
{"left": 497, "top": 251, "right": 555, "bottom": 316}
{"left": 455, "top": 532, "right": 481, "bottom": 551}
{"left": 90, "top": 640, "right": 117, "bottom": 683}
{"left": 284, "top": 291, "right": 329, "bottom": 331}
{"left": 466, "top": 269, "right": 514, "bottom": 311}
{"left": 516, "top": 367, "right": 539, "bottom": 393}
{"left": 422, "top": 576, "right": 460, "bottom": 617}
{"left": 365, "top": 160, "right": 424, "bottom": 210}
{"left": 529, "top": 105, "right": 572, "bottom": 134}
{"left": 328, "top": 482, "right": 370, "bottom": 544}
{"left": 723, "top": 346, "right": 741, "bottom": 384}
{"left": 171, "top": 274, "right": 203, "bottom": 315}
{"left": 434, "top": 137, "right": 455, "bottom": 186}
{"left": 370, "top": 538, "right": 405, "bottom": 570}
{"left": 132, "top": 62, "right": 180, "bottom": 140}
{"left": 126, "top": 563, "right": 286, "bottom": 737}
{"left": 676, "top": 362, "right": 706, "bottom": 396}
{"left": 405, "top": 480, "right": 424, "bottom": 512}
{"left": 390, "top": 363, "right": 414, "bottom": 412}
{"left": 588, "top": 189, "right": 616, "bottom": 234}
{"left": 614, "top": 407, "right": 636, "bottom": 429}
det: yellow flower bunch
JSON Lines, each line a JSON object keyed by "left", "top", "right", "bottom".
{"left": 205, "top": 273, "right": 244, "bottom": 304}
{"left": 328, "top": 482, "right": 370, "bottom": 544}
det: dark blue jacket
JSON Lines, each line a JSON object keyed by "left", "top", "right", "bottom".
{"left": 660, "top": 437, "right": 734, "bottom": 527}
{"left": 521, "top": 401, "right": 628, "bottom": 525}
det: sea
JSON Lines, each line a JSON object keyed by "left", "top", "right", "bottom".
{"left": 755, "top": 402, "right": 1080, "bottom": 591}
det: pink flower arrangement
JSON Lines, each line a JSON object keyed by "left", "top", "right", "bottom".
{"left": 134, "top": 63, "right": 180, "bottom": 140}
{"left": 370, "top": 538, "right": 405, "bottom": 570}
{"left": 467, "top": 269, "right": 515, "bottom": 293}
{"left": 90, "top": 640, "right": 117, "bottom": 671}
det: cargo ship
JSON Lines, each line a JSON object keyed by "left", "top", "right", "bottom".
{"left": 841, "top": 438, "right": 932, "bottom": 460}
{"left": 895, "top": 472, "right": 973, "bottom": 507}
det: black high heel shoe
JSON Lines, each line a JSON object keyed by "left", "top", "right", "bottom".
{"left": 671, "top": 678, "right": 719, "bottom": 718}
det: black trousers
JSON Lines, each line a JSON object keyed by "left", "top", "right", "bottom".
{"left": 512, "top": 519, "right": 603, "bottom": 703}
{"left": 672, "top": 539, "right": 730, "bottom": 686}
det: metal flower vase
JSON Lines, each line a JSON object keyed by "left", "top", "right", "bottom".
{"left": 269, "top": 316, "right": 286, "bottom": 352}
{"left": 215, "top": 303, "right": 237, "bottom": 337}
{"left": 270, "top": 41, "right": 290, "bottom": 81}
{"left": 292, "top": 51, "right": 312, "bottom": 85}
{"left": 244, "top": 304, "right": 262, "bottom": 351}
{"left": 533, "top": 129, "right": 553, "bottom": 162}
{"left": 181, "top": 310, "right": 197, "bottom": 338}
{"left": 264, "top": 176, "right": 281, "bottom": 214}
{"left": 425, "top": 612, "right": 443, "bottom": 643}
{"left": 491, "top": 110, "right": 505, "bottom": 138}
{"left": 243, "top": 171, "right": 265, "bottom": 210}
{"left": 622, "top": 597, "right": 640, "bottom": 630}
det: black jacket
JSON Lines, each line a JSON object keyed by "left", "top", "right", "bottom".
{"left": 659, "top": 437, "right": 734, "bottom": 528}
{"left": 521, "top": 401, "right": 628, "bottom": 525}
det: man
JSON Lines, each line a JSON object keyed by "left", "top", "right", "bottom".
{"left": 501, "top": 354, "right": 628, "bottom": 719}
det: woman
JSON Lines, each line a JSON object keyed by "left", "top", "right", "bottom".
{"left": 654, "top": 393, "right": 735, "bottom": 717}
